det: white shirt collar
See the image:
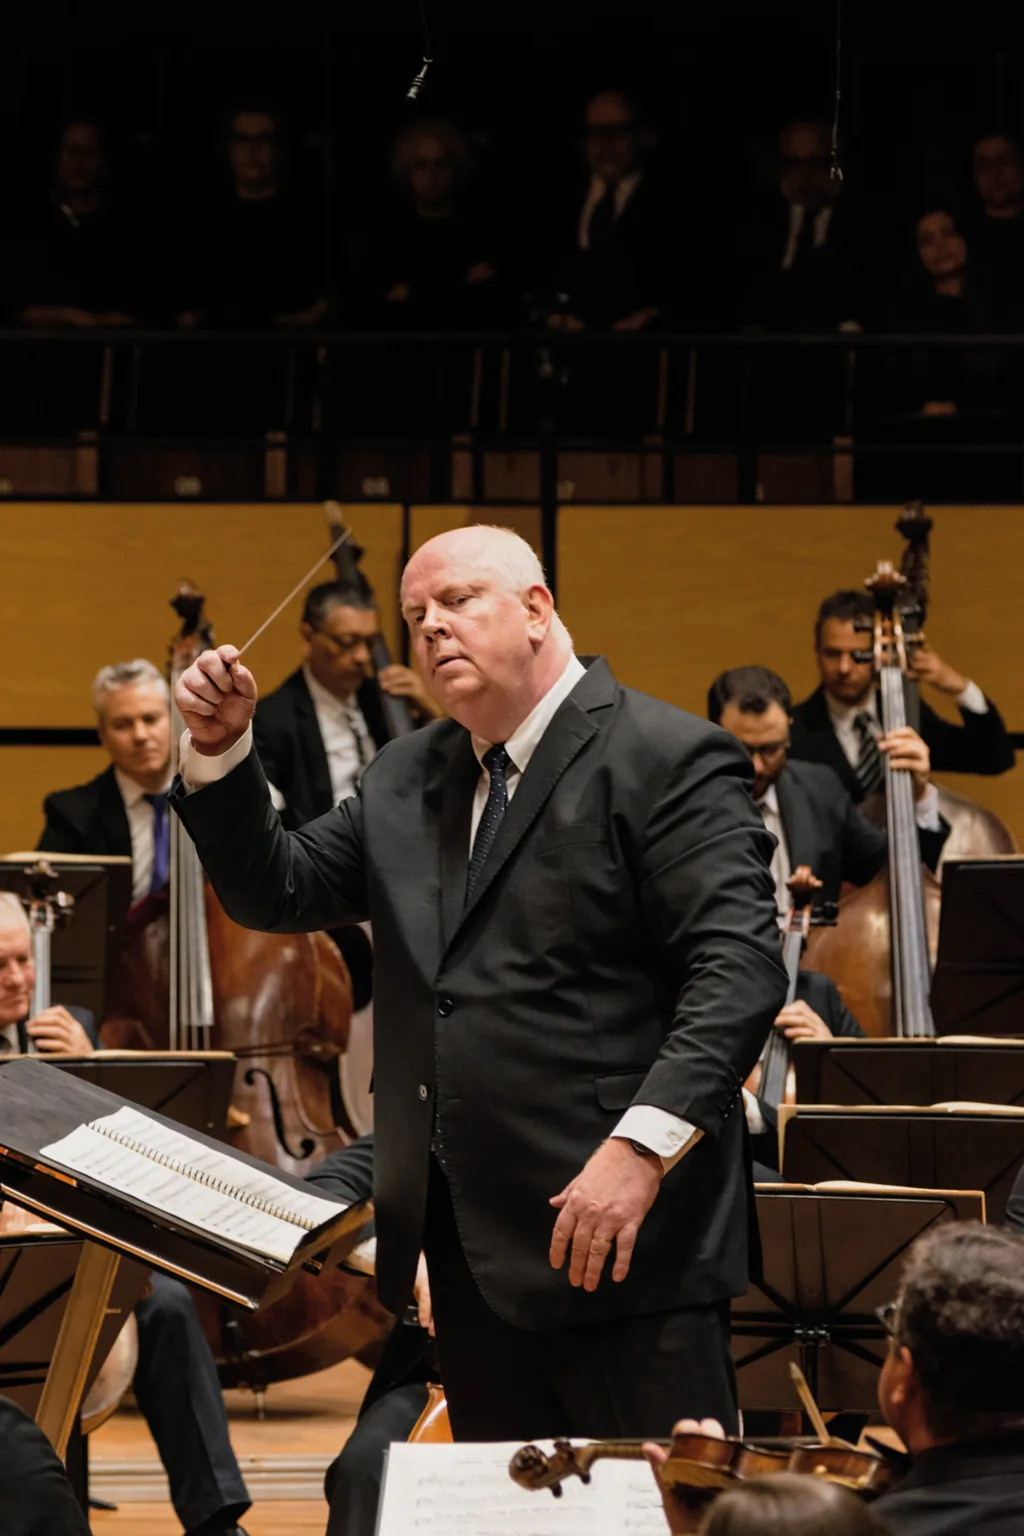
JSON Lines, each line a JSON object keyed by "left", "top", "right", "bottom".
{"left": 303, "top": 664, "right": 360, "bottom": 719}
{"left": 757, "top": 783, "right": 780, "bottom": 815}
{"left": 472, "top": 655, "right": 587, "bottom": 775}
{"left": 114, "top": 765, "right": 172, "bottom": 807}
{"left": 825, "top": 689, "right": 878, "bottom": 730}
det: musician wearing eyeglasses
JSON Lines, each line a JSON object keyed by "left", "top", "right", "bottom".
{"left": 709, "top": 665, "right": 948, "bottom": 931}
{"left": 252, "top": 580, "right": 443, "bottom": 833}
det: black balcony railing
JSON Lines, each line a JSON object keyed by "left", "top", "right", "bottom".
{"left": 2, "top": 328, "right": 1024, "bottom": 503}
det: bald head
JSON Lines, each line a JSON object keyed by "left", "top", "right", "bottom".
{"left": 401, "top": 526, "right": 573, "bottom": 742}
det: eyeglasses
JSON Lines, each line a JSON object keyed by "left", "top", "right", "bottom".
{"left": 742, "top": 740, "right": 790, "bottom": 764}
{"left": 312, "top": 628, "right": 379, "bottom": 656}
{"left": 874, "top": 1301, "right": 900, "bottom": 1341}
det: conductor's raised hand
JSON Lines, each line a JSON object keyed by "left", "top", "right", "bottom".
{"left": 175, "top": 645, "right": 258, "bottom": 756}
{"left": 549, "top": 1137, "right": 663, "bottom": 1292}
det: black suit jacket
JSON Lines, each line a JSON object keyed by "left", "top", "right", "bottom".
{"left": 253, "top": 669, "right": 391, "bottom": 830}
{"left": 37, "top": 764, "right": 131, "bottom": 857}
{"left": 775, "top": 758, "right": 947, "bottom": 905}
{"left": 875, "top": 1436, "right": 1024, "bottom": 1535}
{"left": 0, "top": 1395, "right": 90, "bottom": 1535}
{"left": 790, "top": 686, "right": 1015, "bottom": 802}
{"left": 547, "top": 172, "right": 671, "bottom": 327}
{"left": 174, "top": 657, "right": 787, "bottom": 1330}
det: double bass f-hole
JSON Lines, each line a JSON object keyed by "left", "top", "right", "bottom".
{"left": 758, "top": 867, "right": 834, "bottom": 1109}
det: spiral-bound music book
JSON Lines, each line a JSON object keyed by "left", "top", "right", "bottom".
{"left": 0, "top": 1056, "right": 368, "bottom": 1309}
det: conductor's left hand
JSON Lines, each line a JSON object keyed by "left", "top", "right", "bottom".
{"left": 175, "top": 645, "right": 258, "bottom": 756}
{"left": 549, "top": 1138, "right": 663, "bottom": 1291}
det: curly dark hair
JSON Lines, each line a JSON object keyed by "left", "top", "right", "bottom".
{"left": 707, "top": 666, "right": 791, "bottom": 725}
{"left": 895, "top": 1222, "right": 1024, "bottom": 1441}
{"left": 814, "top": 589, "right": 875, "bottom": 648}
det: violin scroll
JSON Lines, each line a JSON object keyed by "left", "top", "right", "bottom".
{"left": 509, "top": 1439, "right": 596, "bottom": 1495}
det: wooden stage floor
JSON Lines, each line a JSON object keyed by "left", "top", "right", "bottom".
{"left": 89, "top": 1356, "right": 372, "bottom": 1535}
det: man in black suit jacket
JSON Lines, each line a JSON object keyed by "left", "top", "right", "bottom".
{"left": 709, "top": 666, "right": 948, "bottom": 915}
{"left": 171, "top": 525, "right": 787, "bottom": 1441}
{"left": 790, "top": 590, "right": 1014, "bottom": 801}
{"left": 38, "top": 659, "right": 172, "bottom": 902}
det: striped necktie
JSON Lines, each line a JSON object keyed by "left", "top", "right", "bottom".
{"left": 854, "top": 711, "right": 884, "bottom": 797}
{"left": 466, "top": 745, "right": 510, "bottom": 900}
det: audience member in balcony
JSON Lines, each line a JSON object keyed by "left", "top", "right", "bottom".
{"left": 18, "top": 118, "right": 141, "bottom": 329}
{"left": 543, "top": 90, "right": 669, "bottom": 333}
{"left": 884, "top": 207, "right": 1014, "bottom": 423}
{"left": 965, "top": 129, "right": 1024, "bottom": 322}
{"left": 177, "top": 107, "right": 326, "bottom": 329}
{"left": 744, "top": 117, "right": 866, "bottom": 332}
{"left": 368, "top": 117, "right": 500, "bottom": 330}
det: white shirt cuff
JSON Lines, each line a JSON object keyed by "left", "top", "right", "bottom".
{"left": 179, "top": 724, "right": 254, "bottom": 792}
{"left": 956, "top": 680, "right": 988, "bottom": 715}
{"left": 742, "top": 1087, "right": 767, "bottom": 1137}
{"left": 611, "top": 1105, "right": 703, "bottom": 1173}
{"left": 915, "top": 782, "right": 941, "bottom": 832}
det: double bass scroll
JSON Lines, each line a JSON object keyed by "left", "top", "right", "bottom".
{"left": 758, "top": 867, "right": 833, "bottom": 1109}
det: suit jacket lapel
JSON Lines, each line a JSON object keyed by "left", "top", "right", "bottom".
{"left": 437, "top": 731, "right": 482, "bottom": 952}
{"left": 456, "top": 701, "right": 599, "bottom": 936}
{"left": 292, "top": 672, "right": 334, "bottom": 815}
{"left": 776, "top": 766, "right": 812, "bottom": 869}
{"left": 97, "top": 767, "right": 133, "bottom": 858}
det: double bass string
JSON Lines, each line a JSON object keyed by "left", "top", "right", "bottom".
{"left": 235, "top": 528, "right": 354, "bottom": 659}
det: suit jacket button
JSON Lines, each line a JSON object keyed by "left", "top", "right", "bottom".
{"left": 437, "top": 996, "right": 454, "bottom": 1017}
{"left": 418, "top": 1084, "right": 429, "bottom": 1101}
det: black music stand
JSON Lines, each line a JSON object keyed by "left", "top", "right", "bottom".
{"left": 735, "top": 1184, "right": 983, "bottom": 1412}
{"left": 780, "top": 1105, "right": 1024, "bottom": 1224}
{"left": 0, "top": 1056, "right": 368, "bottom": 1456}
{"left": 792, "top": 1037, "right": 1024, "bottom": 1108}
{"left": 49, "top": 1052, "right": 237, "bottom": 1137}
{"left": 931, "top": 857, "right": 1024, "bottom": 1037}
{"left": 0, "top": 855, "right": 133, "bottom": 1023}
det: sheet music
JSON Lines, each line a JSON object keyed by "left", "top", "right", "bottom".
{"left": 376, "top": 1442, "right": 667, "bottom": 1536}
{"left": 95, "top": 1105, "right": 343, "bottom": 1228}
{"left": 41, "top": 1107, "right": 345, "bottom": 1264}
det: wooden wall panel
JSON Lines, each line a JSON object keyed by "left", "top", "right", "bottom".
{"left": 557, "top": 505, "right": 1024, "bottom": 840}
{"left": 408, "top": 505, "right": 543, "bottom": 557}
{"left": 0, "top": 502, "right": 404, "bottom": 853}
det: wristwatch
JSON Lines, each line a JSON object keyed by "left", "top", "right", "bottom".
{"left": 628, "top": 1138, "right": 658, "bottom": 1159}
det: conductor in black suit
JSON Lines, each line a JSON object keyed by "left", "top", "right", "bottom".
{"left": 171, "top": 525, "right": 787, "bottom": 1441}
{"left": 790, "top": 590, "right": 1014, "bottom": 800}
{"left": 709, "top": 664, "right": 949, "bottom": 916}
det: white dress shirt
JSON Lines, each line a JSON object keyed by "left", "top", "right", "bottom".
{"left": 301, "top": 666, "right": 375, "bottom": 807}
{"left": 115, "top": 767, "right": 174, "bottom": 902}
{"left": 781, "top": 202, "right": 833, "bottom": 269}
{"left": 180, "top": 653, "right": 702, "bottom": 1174}
{"left": 756, "top": 783, "right": 792, "bottom": 918}
{"left": 578, "top": 170, "right": 642, "bottom": 250}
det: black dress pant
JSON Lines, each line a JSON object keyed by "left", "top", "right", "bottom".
{"left": 424, "top": 1161, "right": 738, "bottom": 1442}
{"left": 0, "top": 1394, "right": 90, "bottom": 1536}
{"left": 133, "top": 1273, "right": 250, "bottom": 1534}
{"left": 324, "top": 1381, "right": 428, "bottom": 1536}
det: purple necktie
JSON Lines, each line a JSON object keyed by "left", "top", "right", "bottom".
{"left": 144, "top": 793, "right": 170, "bottom": 894}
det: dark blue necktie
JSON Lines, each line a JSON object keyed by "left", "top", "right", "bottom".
{"left": 466, "top": 745, "right": 510, "bottom": 899}
{"left": 144, "top": 793, "right": 170, "bottom": 894}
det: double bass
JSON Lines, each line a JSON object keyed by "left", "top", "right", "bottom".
{"left": 756, "top": 866, "right": 832, "bottom": 1109}
{"left": 103, "top": 583, "right": 392, "bottom": 1390}
{"left": 804, "top": 561, "right": 939, "bottom": 1037}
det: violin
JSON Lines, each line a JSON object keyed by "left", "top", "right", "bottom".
{"left": 324, "top": 502, "right": 418, "bottom": 740}
{"left": 757, "top": 866, "right": 833, "bottom": 1108}
{"left": 509, "top": 1429, "right": 896, "bottom": 1501}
